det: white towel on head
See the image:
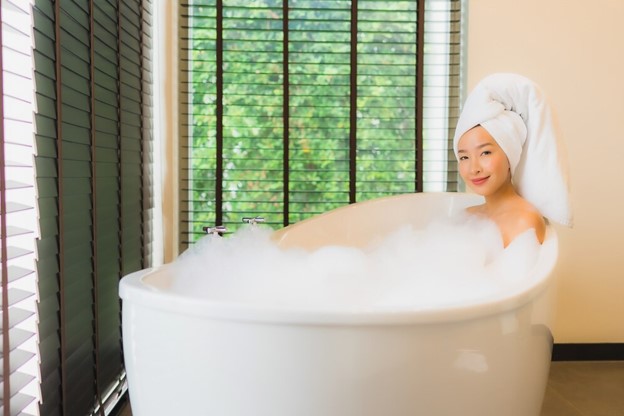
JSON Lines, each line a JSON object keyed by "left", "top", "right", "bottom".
{"left": 453, "top": 73, "right": 573, "bottom": 227}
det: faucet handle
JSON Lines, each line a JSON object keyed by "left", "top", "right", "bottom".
{"left": 242, "top": 216, "right": 265, "bottom": 226}
{"left": 202, "top": 225, "right": 228, "bottom": 235}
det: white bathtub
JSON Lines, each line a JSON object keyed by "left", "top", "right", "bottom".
{"left": 120, "top": 192, "right": 558, "bottom": 416}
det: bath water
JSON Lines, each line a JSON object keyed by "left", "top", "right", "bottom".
{"left": 170, "top": 213, "right": 542, "bottom": 311}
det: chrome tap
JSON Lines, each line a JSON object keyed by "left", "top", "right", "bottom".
{"left": 242, "top": 216, "right": 265, "bottom": 226}
{"left": 202, "top": 225, "right": 228, "bottom": 235}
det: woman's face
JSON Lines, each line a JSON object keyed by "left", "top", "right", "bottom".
{"left": 457, "top": 126, "right": 511, "bottom": 196}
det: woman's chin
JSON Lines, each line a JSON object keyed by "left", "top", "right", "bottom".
{"left": 466, "top": 186, "right": 488, "bottom": 196}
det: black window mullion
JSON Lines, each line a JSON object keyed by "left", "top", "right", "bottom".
{"left": 215, "top": 0, "right": 223, "bottom": 226}
{"left": 416, "top": 0, "right": 425, "bottom": 192}
{"left": 349, "top": 0, "right": 357, "bottom": 204}
{"left": 282, "top": 0, "right": 289, "bottom": 227}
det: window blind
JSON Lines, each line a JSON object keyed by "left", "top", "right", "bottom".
{"left": 179, "top": 0, "right": 462, "bottom": 246}
{"left": 1, "top": 2, "right": 39, "bottom": 415}
{"left": 32, "top": 0, "right": 153, "bottom": 415}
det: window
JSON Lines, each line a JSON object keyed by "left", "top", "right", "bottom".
{"left": 179, "top": 0, "right": 462, "bottom": 247}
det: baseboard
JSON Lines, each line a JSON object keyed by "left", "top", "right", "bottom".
{"left": 552, "top": 343, "right": 624, "bottom": 361}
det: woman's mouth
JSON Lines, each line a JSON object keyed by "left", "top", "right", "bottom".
{"left": 471, "top": 176, "right": 489, "bottom": 186}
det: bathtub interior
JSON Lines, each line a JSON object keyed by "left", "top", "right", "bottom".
{"left": 271, "top": 192, "right": 485, "bottom": 250}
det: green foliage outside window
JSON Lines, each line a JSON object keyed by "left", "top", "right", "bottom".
{"left": 181, "top": 0, "right": 460, "bottom": 243}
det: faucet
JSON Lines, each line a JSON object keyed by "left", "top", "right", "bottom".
{"left": 202, "top": 225, "right": 228, "bottom": 235}
{"left": 242, "top": 216, "right": 265, "bottom": 226}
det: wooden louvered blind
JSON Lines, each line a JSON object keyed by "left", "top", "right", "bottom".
{"left": 32, "top": 0, "right": 153, "bottom": 415}
{"left": 178, "top": 0, "right": 462, "bottom": 246}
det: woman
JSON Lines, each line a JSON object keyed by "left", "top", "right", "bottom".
{"left": 453, "top": 73, "right": 572, "bottom": 246}
{"left": 456, "top": 125, "right": 545, "bottom": 247}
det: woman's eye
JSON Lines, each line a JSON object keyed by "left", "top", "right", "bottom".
{"left": 459, "top": 156, "right": 468, "bottom": 161}
{"left": 481, "top": 150, "right": 491, "bottom": 156}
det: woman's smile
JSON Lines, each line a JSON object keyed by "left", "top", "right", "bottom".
{"left": 471, "top": 176, "right": 490, "bottom": 186}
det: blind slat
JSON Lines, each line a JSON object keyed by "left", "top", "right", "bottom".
{"left": 0, "top": 349, "right": 34, "bottom": 376}
{"left": 0, "top": 308, "right": 33, "bottom": 331}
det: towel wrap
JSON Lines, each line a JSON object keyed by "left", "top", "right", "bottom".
{"left": 452, "top": 73, "right": 573, "bottom": 227}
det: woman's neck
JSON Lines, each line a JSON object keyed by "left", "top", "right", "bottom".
{"left": 483, "top": 182, "right": 520, "bottom": 214}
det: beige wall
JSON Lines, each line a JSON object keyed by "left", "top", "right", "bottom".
{"left": 467, "top": 0, "right": 624, "bottom": 342}
{"left": 160, "top": 1, "right": 179, "bottom": 264}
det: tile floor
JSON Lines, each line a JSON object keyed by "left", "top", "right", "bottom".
{"left": 541, "top": 361, "right": 624, "bottom": 415}
{"left": 117, "top": 361, "right": 624, "bottom": 415}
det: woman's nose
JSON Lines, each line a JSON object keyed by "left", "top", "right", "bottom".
{"left": 471, "top": 161, "right": 481, "bottom": 174}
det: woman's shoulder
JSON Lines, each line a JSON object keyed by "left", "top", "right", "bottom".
{"left": 501, "top": 201, "right": 546, "bottom": 245}
{"left": 511, "top": 208, "right": 545, "bottom": 231}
